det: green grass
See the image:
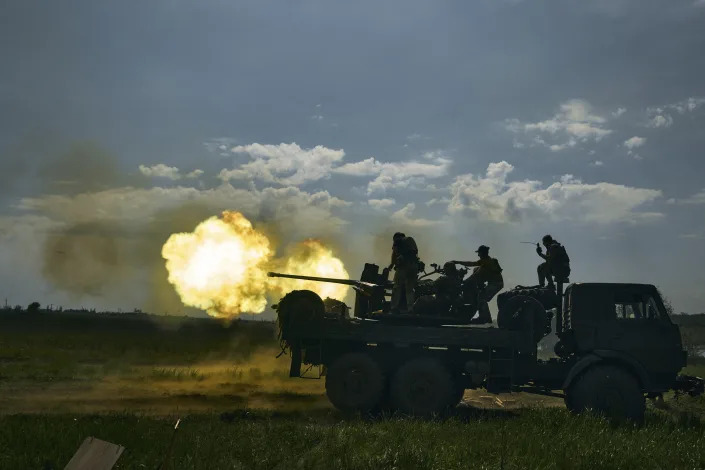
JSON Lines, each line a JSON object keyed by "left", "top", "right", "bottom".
{"left": 2, "top": 310, "right": 705, "bottom": 468}
{"left": 2, "top": 408, "right": 705, "bottom": 470}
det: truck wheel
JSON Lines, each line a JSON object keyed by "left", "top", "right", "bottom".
{"left": 325, "top": 353, "right": 385, "bottom": 413}
{"left": 390, "top": 357, "right": 454, "bottom": 417}
{"left": 569, "top": 365, "right": 645, "bottom": 423}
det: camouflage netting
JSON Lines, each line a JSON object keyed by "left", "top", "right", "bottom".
{"left": 274, "top": 289, "right": 325, "bottom": 346}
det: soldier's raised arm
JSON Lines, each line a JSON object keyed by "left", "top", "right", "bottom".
{"left": 536, "top": 243, "right": 547, "bottom": 260}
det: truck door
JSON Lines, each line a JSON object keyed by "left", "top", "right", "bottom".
{"left": 608, "top": 290, "right": 684, "bottom": 390}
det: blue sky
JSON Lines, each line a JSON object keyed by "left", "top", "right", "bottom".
{"left": 1, "top": 0, "right": 704, "bottom": 315}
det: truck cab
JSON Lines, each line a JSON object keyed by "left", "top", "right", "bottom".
{"left": 558, "top": 283, "right": 686, "bottom": 393}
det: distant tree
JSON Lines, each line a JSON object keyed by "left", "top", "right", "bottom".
{"left": 13, "top": 305, "right": 22, "bottom": 312}
{"left": 27, "top": 301, "right": 41, "bottom": 313}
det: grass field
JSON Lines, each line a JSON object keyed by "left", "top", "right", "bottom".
{"left": 1, "top": 310, "right": 705, "bottom": 469}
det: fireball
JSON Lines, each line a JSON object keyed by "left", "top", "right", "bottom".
{"left": 162, "top": 212, "right": 349, "bottom": 318}
{"left": 269, "top": 239, "right": 349, "bottom": 301}
{"left": 162, "top": 211, "right": 272, "bottom": 317}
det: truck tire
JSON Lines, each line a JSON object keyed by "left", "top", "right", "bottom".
{"left": 568, "top": 365, "right": 645, "bottom": 423}
{"left": 325, "top": 353, "right": 385, "bottom": 413}
{"left": 390, "top": 357, "right": 454, "bottom": 417}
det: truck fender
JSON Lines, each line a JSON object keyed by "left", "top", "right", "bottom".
{"left": 562, "top": 350, "right": 651, "bottom": 391}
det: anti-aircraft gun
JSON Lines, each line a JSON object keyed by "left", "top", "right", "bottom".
{"left": 269, "top": 261, "right": 490, "bottom": 326}
{"left": 268, "top": 262, "right": 392, "bottom": 320}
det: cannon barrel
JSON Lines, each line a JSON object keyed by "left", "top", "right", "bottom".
{"left": 267, "top": 272, "right": 389, "bottom": 290}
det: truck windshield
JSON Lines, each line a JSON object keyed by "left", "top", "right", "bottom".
{"left": 615, "top": 295, "right": 664, "bottom": 321}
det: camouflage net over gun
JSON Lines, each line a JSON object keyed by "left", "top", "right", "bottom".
{"left": 272, "top": 290, "right": 325, "bottom": 348}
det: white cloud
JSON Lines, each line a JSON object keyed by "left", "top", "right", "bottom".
{"left": 647, "top": 114, "right": 673, "bottom": 128}
{"left": 645, "top": 97, "right": 705, "bottom": 128}
{"left": 203, "top": 137, "right": 239, "bottom": 155}
{"left": 368, "top": 198, "right": 396, "bottom": 210}
{"left": 185, "top": 169, "right": 204, "bottom": 179}
{"left": 448, "top": 161, "right": 662, "bottom": 224}
{"left": 505, "top": 99, "right": 612, "bottom": 151}
{"left": 333, "top": 157, "right": 382, "bottom": 176}
{"left": 673, "top": 189, "right": 705, "bottom": 205}
{"left": 139, "top": 164, "right": 182, "bottom": 180}
{"left": 624, "top": 136, "right": 646, "bottom": 149}
{"left": 549, "top": 139, "right": 577, "bottom": 152}
{"left": 334, "top": 152, "right": 452, "bottom": 195}
{"left": 390, "top": 203, "right": 438, "bottom": 227}
{"left": 139, "top": 165, "right": 205, "bottom": 181}
{"left": 219, "top": 143, "right": 345, "bottom": 186}
{"left": 672, "top": 97, "right": 705, "bottom": 114}
{"left": 591, "top": 160, "right": 604, "bottom": 167}
{"left": 612, "top": 107, "right": 627, "bottom": 117}
{"left": 623, "top": 136, "right": 646, "bottom": 159}
{"left": 426, "top": 197, "right": 450, "bottom": 206}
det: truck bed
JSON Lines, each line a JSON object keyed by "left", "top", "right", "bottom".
{"left": 285, "top": 316, "right": 533, "bottom": 353}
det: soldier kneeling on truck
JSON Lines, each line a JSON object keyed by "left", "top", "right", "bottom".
{"left": 387, "top": 232, "right": 422, "bottom": 314}
{"left": 452, "top": 245, "right": 504, "bottom": 324}
{"left": 535, "top": 234, "right": 570, "bottom": 291}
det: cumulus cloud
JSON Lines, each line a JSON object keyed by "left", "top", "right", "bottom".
{"left": 591, "top": 160, "right": 604, "bottom": 167}
{"left": 624, "top": 136, "right": 646, "bottom": 149}
{"left": 185, "top": 169, "right": 204, "bottom": 178}
{"left": 505, "top": 99, "right": 613, "bottom": 151}
{"left": 203, "top": 137, "right": 239, "bottom": 155}
{"left": 334, "top": 152, "right": 451, "bottom": 194}
{"left": 218, "top": 142, "right": 345, "bottom": 186}
{"left": 447, "top": 161, "right": 662, "bottom": 223}
{"left": 646, "top": 97, "right": 705, "bottom": 128}
{"left": 612, "top": 107, "right": 627, "bottom": 117}
{"left": 426, "top": 197, "right": 450, "bottom": 206}
{"left": 390, "top": 203, "right": 438, "bottom": 227}
{"left": 139, "top": 164, "right": 204, "bottom": 180}
{"left": 672, "top": 189, "right": 705, "bottom": 205}
{"left": 671, "top": 97, "right": 705, "bottom": 114}
{"left": 368, "top": 198, "right": 396, "bottom": 210}
{"left": 647, "top": 114, "right": 673, "bottom": 128}
{"left": 623, "top": 136, "right": 646, "bottom": 159}
{"left": 138, "top": 164, "right": 181, "bottom": 180}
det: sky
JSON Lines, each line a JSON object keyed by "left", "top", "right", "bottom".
{"left": 1, "top": 0, "right": 704, "bottom": 316}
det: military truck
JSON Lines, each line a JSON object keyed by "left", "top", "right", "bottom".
{"left": 269, "top": 264, "right": 703, "bottom": 422}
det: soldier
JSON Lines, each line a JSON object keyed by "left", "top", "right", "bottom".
{"left": 452, "top": 245, "right": 504, "bottom": 324}
{"left": 388, "top": 232, "right": 419, "bottom": 313}
{"left": 536, "top": 234, "right": 571, "bottom": 290}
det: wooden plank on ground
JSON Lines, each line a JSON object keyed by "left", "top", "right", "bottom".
{"left": 64, "top": 436, "right": 124, "bottom": 470}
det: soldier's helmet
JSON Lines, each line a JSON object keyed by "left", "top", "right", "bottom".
{"left": 393, "top": 232, "right": 405, "bottom": 241}
{"left": 476, "top": 245, "right": 490, "bottom": 255}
